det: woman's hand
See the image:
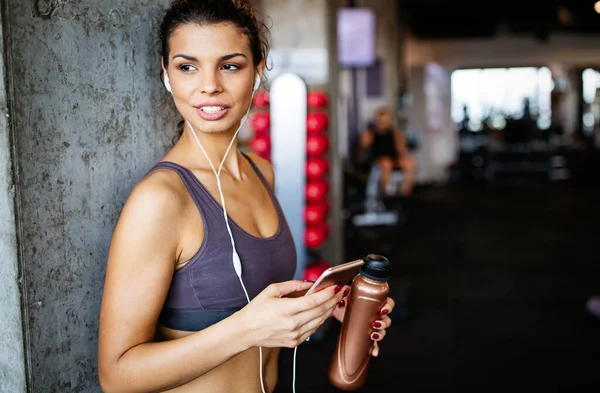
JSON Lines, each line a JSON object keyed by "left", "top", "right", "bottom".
{"left": 332, "top": 294, "right": 395, "bottom": 358}
{"left": 370, "top": 297, "right": 395, "bottom": 357}
{"left": 238, "top": 280, "right": 350, "bottom": 349}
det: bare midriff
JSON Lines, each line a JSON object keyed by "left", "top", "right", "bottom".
{"left": 158, "top": 325, "right": 281, "bottom": 393}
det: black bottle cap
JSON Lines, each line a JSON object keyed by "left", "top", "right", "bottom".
{"left": 360, "top": 254, "right": 392, "bottom": 282}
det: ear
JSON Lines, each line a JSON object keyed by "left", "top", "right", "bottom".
{"left": 253, "top": 75, "right": 261, "bottom": 92}
{"left": 255, "top": 57, "right": 266, "bottom": 88}
{"left": 164, "top": 73, "right": 172, "bottom": 93}
{"left": 161, "top": 56, "right": 168, "bottom": 75}
{"left": 161, "top": 57, "right": 172, "bottom": 94}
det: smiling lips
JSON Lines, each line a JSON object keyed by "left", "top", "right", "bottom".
{"left": 195, "top": 104, "right": 230, "bottom": 121}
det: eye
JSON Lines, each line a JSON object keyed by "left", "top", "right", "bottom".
{"left": 178, "top": 64, "right": 197, "bottom": 72}
{"left": 222, "top": 63, "right": 240, "bottom": 71}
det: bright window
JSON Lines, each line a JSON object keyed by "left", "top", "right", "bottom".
{"left": 451, "top": 67, "right": 554, "bottom": 131}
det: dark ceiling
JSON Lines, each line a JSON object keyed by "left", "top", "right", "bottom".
{"left": 397, "top": 0, "right": 600, "bottom": 39}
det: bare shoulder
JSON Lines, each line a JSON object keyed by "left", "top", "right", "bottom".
{"left": 245, "top": 152, "right": 275, "bottom": 189}
{"left": 115, "top": 167, "right": 187, "bottom": 235}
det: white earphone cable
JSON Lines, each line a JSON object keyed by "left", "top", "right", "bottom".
{"left": 183, "top": 74, "right": 300, "bottom": 393}
{"left": 186, "top": 84, "right": 268, "bottom": 393}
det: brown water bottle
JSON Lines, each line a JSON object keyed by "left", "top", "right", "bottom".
{"left": 329, "top": 254, "right": 392, "bottom": 391}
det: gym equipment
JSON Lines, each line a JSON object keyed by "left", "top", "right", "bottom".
{"left": 306, "top": 157, "right": 329, "bottom": 179}
{"left": 270, "top": 73, "right": 308, "bottom": 279}
{"left": 305, "top": 180, "right": 329, "bottom": 203}
{"left": 307, "top": 90, "right": 329, "bottom": 108}
{"left": 307, "top": 112, "right": 329, "bottom": 134}
{"left": 304, "top": 225, "right": 327, "bottom": 249}
{"left": 304, "top": 204, "right": 327, "bottom": 226}
{"left": 352, "top": 164, "right": 404, "bottom": 227}
{"left": 252, "top": 90, "right": 270, "bottom": 108}
{"left": 250, "top": 112, "right": 270, "bottom": 135}
{"left": 306, "top": 134, "right": 330, "bottom": 156}
{"left": 249, "top": 134, "right": 270, "bottom": 156}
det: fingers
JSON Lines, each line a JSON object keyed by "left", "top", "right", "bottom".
{"left": 369, "top": 313, "right": 390, "bottom": 358}
{"left": 296, "top": 305, "right": 335, "bottom": 343}
{"left": 370, "top": 329, "right": 386, "bottom": 342}
{"left": 291, "top": 285, "right": 350, "bottom": 341}
{"left": 267, "top": 280, "right": 313, "bottom": 298}
{"left": 294, "top": 285, "right": 349, "bottom": 324}
{"left": 281, "top": 300, "right": 339, "bottom": 348}
{"left": 303, "top": 284, "right": 349, "bottom": 309}
{"left": 370, "top": 341, "right": 379, "bottom": 358}
{"left": 380, "top": 297, "right": 395, "bottom": 316}
{"left": 372, "top": 315, "right": 392, "bottom": 330}
{"left": 369, "top": 329, "right": 386, "bottom": 358}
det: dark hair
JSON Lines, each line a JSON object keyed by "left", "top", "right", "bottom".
{"left": 160, "top": 0, "right": 271, "bottom": 142}
{"left": 160, "top": 0, "right": 270, "bottom": 69}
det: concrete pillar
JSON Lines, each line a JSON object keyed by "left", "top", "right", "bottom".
{"left": 0, "top": 11, "right": 27, "bottom": 393}
{"left": 5, "top": 1, "right": 173, "bottom": 391}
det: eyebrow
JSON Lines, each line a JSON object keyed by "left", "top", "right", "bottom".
{"left": 172, "top": 53, "right": 247, "bottom": 62}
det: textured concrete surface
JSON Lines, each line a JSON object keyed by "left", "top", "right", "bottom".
{"left": 6, "top": 0, "right": 175, "bottom": 391}
{"left": 0, "top": 13, "right": 27, "bottom": 393}
{"left": 259, "top": 0, "right": 327, "bottom": 50}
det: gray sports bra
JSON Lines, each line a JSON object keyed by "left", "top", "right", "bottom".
{"left": 148, "top": 154, "right": 296, "bottom": 331}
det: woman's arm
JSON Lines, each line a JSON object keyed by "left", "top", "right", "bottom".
{"left": 98, "top": 173, "right": 253, "bottom": 393}
{"left": 393, "top": 129, "right": 409, "bottom": 158}
{"left": 98, "top": 168, "right": 344, "bottom": 393}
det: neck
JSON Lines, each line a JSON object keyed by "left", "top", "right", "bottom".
{"left": 181, "top": 122, "right": 243, "bottom": 178}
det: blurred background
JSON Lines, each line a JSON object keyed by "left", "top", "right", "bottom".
{"left": 1, "top": 0, "right": 600, "bottom": 392}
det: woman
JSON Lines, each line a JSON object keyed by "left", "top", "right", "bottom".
{"left": 98, "top": 1, "right": 395, "bottom": 392}
{"left": 359, "top": 107, "right": 417, "bottom": 197}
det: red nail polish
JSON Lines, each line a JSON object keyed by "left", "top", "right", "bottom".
{"left": 372, "top": 321, "right": 382, "bottom": 328}
{"left": 334, "top": 285, "right": 342, "bottom": 294}
{"left": 380, "top": 309, "right": 389, "bottom": 316}
{"left": 372, "top": 333, "right": 380, "bottom": 340}
{"left": 342, "top": 288, "right": 350, "bottom": 297}
{"left": 303, "top": 279, "right": 315, "bottom": 283}
{"left": 338, "top": 300, "right": 345, "bottom": 308}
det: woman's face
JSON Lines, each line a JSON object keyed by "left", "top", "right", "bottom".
{"left": 163, "top": 23, "right": 262, "bottom": 135}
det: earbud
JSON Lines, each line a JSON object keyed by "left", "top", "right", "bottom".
{"left": 232, "top": 250, "right": 243, "bottom": 278}
{"left": 164, "top": 73, "right": 172, "bottom": 93}
{"left": 253, "top": 75, "right": 261, "bottom": 93}
{"left": 187, "top": 71, "right": 266, "bottom": 393}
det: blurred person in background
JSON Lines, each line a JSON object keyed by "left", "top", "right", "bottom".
{"left": 357, "top": 107, "right": 417, "bottom": 197}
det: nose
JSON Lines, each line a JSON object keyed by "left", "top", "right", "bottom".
{"left": 200, "top": 70, "right": 221, "bottom": 94}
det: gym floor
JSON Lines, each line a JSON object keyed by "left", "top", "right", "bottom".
{"left": 275, "top": 180, "right": 600, "bottom": 392}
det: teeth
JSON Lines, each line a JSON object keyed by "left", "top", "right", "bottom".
{"left": 201, "top": 106, "right": 224, "bottom": 114}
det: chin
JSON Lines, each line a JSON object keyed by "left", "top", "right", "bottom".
{"left": 193, "top": 119, "right": 239, "bottom": 135}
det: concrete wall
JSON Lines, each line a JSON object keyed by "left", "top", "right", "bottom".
{"left": 5, "top": 0, "right": 175, "bottom": 391}
{"left": 0, "top": 11, "right": 27, "bottom": 393}
{"left": 251, "top": 0, "right": 329, "bottom": 87}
